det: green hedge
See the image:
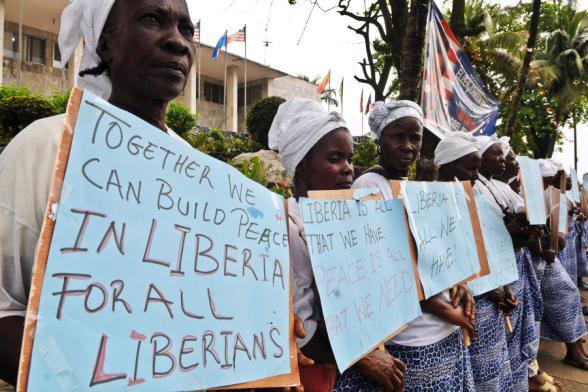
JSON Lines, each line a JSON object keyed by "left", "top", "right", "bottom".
{"left": 246, "top": 96, "right": 286, "bottom": 148}
{"left": 0, "top": 96, "right": 58, "bottom": 139}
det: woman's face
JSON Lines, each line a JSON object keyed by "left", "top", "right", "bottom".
{"left": 297, "top": 129, "right": 354, "bottom": 192}
{"left": 100, "top": 0, "right": 196, "bottom": 101}
{"left": 504, "top": 150, "right": 519, "bottom": 179}
{"left": 441, "top": 151, "right": 482, "bottom": 185}
{"left": 481, "top": 143, "right": 506, "bottom": 177}
{"left": 379, "top": 117, "right": 423, "bottom": 172}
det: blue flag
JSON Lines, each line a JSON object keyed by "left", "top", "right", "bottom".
{"left": 212, "top": 33, "right": 226, "bottom": 60}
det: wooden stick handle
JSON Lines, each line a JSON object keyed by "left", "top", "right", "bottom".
{"left": 505, "top": 315, "right": 513, "bottom": 333}
{"left": 462, "top": 329, "right": 471, "bottom": 347}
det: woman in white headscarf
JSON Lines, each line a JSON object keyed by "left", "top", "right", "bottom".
{"left": 354, "top": 101, "right": 477, "bottom": 392}
{"left": 537, "top": 160, "right": 588, "bottom": 372}
{"left": 0, "top": 0, "right": 196, "bottom": 384}
{"left": 269, "top": 98, "right": 407, "bottom": 391}
{"left": 473, "top": 135, "right": 545, "bottom": 392}
{"left": 435, "top": 132, "right": 516, "bottom": 392}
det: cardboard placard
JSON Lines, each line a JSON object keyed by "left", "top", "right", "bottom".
{"left": 517, "top": 156, "right": 548, "bottom": 225}
{"left": 18, "top": 88, "right": 299, "bottom": 391}
{"left": 392, "top": 181, "right": 489, "bottom": 299}
{"left": 467, "top": 194, "right": 519, "bottom": 296}
{"left": 304, "top": 189, "right": 421, "bottom": 371}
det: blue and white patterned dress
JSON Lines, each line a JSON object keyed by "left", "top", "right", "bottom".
{"left": 506, "top": 248, "right": 540, "bottom": 392}
{"left": 468, "top": 294, "right": 513, "bottom": 392}
{"left": 540, "top": 253, "right": 586, "bottom": 342}
{"left": 384, "top": 329, "right": 475, "bottom": 392}
{"left": 558, "top": 216, "right": 578, "bottom": 283}
{"left": 576, "top": 219, "right": 588, "bottom": 280}
{"left": 333, "top": 330, "right": 476, "bottom": 391}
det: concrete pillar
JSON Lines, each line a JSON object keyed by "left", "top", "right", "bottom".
{"left": 0, "top": 0, "right": 5, "bottom": 86}
{"left": 183, "top": 64, "right": 197, "bottom": 113}
{"left": 226, "top": 65, "right": 238, "bottom": 132}
{"left": 66, "top": 39, "right": 83, "bottom": 90}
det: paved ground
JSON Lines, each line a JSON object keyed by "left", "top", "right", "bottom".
{"left": 2, "top": 290, "right": 588, "bottom": 392}
{"left": 536, "top": 285, "right": 588, "bottom": 392}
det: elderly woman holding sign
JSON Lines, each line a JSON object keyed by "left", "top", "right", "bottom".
{"left": 537, "top": 160, "right": 588, "bottom": 373}
{"left": 269, "top": 98, "right": 407, "bottom": 391}
{"left": 434, "top": 133, "right": 516, "bottom": 391}
{"left": 0, "top": 0, "right": 197, "bottom": 384}
{"left": 473, "top": 135, "right": 545, "bottom": 391}
{"left": 353, "top": 101, "right": 477, "bottom": 392}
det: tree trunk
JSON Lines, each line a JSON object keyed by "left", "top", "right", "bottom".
{"left": 505, "top": 0, "right": 542, "bottom": 137}
{"left": 398, "top": 0, "right": 429, "bottom": 101}
{"left": 450, "top": 0, "right": 466, "bottom": 42}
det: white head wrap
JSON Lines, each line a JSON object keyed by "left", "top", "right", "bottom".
{"left": 548, "top": 158, "right": 565, "bottom": 173}
{"left": 498, "top": 136, "right": 511, "bottom": 157}
{"left": 59, "top": 0, "right": 117, "bottom": 98}
{"left": 476, "top": 134, "right": 500, "bottom": 155}
{"left": 268, "top": 98, "right": 349, "bottom": 176}
{"left": 434, "top": 132, "right": 480, "bottom": 166}
{"left": 539, "top": 159, "right": 557, "bottom": 177}
{"left": 368, "top": 100, "right": 423, "bottom": 139}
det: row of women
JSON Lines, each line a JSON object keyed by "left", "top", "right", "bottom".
{"left": 269, "top": 98, "right": 588, "bottom": 392}
{"left": 0, "top": 1, "right": 586, "bottom": 391}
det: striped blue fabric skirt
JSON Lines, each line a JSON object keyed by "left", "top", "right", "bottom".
{"left": 540, "top": 255, "right": 586, "bottom": 343}
{"left": 506, "top": 248, "right": 540, "bottom": 392}
{"left": 468, "top": 295, "right": 513, "bottom": 392}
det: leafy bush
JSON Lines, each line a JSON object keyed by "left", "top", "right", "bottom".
{"left": 184, "top": 129, "right": 262, "bottom": 161}
{"left": 353, "top": 138, "right": 379, "bottom": 167}
{"left": 229, "top": 156, "right": 292, "bottom": 198}
{"left": 50, "top": 91, "right": 71, "bottom": 113}
{"left": 0, "top": 86, "right": 31, "bottom": 101}
{"left": 246, "top": 96, "right": 285, "bottom": 148}
{"left": 0, "top": 96, "right": 58, "bottom": 138}
{"left": 165, "top": 101, "right": 197, "bottom": 136}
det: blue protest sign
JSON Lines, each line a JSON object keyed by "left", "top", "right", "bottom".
{"left": 26, "top": 90, "right": 291, "bottom": 391}
{"left": 559, "top": 193, "right": 568, "bottom": 235}
{"left": 468, "top": 194, "right": 518, "bottom": 296}
{"left": 299, "top": 198, "right": 421, "bottom": 372}
{"left": 570, "top": 167, "right": 580, "bottom": 203}
{"left": 401, "top": 182, "right": 481, "bottom": 299}
{"left": 517, "top": 156, "right": 548, "bottom": 225}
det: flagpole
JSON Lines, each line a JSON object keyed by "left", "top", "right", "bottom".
{"left": 340, "top": 77, "right": 344, "bottom": 115}
{"left": 327, "top": 71, "right": 331, "bottom": 111}
{"left": 244, "top": 25, "right": 247, "bottom": 132}
{"left": 196, "top": 20, "right": 201, "bottom": 116}
{"left": 223, "top": 29, "right": 228, "bottom": 131}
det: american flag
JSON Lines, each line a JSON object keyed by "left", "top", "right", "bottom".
{"left": 193, "top": 20, "right": 200, "bottom": 42}
{"left": 228, "top": 26, "right": 246, "bottom": 43}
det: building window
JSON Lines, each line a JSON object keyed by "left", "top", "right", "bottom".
{"left": 238, "top": 85, "right": 262, "bottom": 106}
{"left": 53, "top": 41, "right": 62, "bottom": 67}
{"left": 204, "top": 81, "right": 224, "bottom": 104}
{"left": 3, "top": 32, "right": 19, "bottom": 59}
{"left": 26, "top": 35, "right": 46, "bottom": 65}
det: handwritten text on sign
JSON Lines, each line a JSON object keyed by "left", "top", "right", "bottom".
{"left": 468, "top": 194, "right": 518, "bottom": 296}
{"left": 402, "top": 182, "right": 480, "bottom": 299}
{"left": 27, "top": 91, "right": 291, "bottom": 391}
{"left": 299, "top": 198, "right": 421, "bottom": 371}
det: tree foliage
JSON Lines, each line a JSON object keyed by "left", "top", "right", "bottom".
{"left": 246, "top": 96, "right": 286, "bottom": 148}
